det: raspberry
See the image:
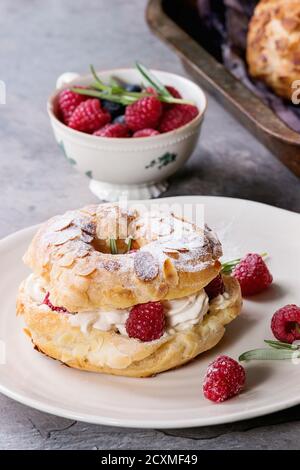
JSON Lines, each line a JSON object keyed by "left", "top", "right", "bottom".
{"left": 43, "top": 292, "right": 68, "bottom": 313}
{"left": 133, "top": 128, "right": 160, "bottom": 138}
{"left": 57, "top": 88, "right": 87, "bottom": 124}
{"left": 93, "top": 123, "right": 130, "bottom": 138}
{"left": 271, "top": 304, "right": 300, "bottom": 344}
{"left": 233, "top": 253, "right": 273, "bottom": 296}
{"left": 145, "top": 85, "right": 182, "bottom": 110}
{"left": 204, "top": 274, "right": 225, "bottom": 300}
{"left": 125, "top": 96, "right": 162, "bottom": 132}
{"left": 145, "top": 86, "right": 157, "bottom": 96}
{"left": 203, "top": 355, "right": 246, "bottom": 403}
{"left": 68, "top": 99, "right": 111, "bottom": 133}
{"left": 159, "top": 104, "right": 198, "bottom": 133}
{"left": 145, "top": 85, "right": 181, "bottom": 99}
{"left": 165, "top": 85, "right": 182, "bottom": 99}
{"left": 125, "top": 301, "right": 165, "bottom": 342}
{"left": 163, "top": 85, "right": 183, "bottom": 110}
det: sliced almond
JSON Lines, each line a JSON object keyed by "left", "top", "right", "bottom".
{"left": 80, "top": 205, "right": 98, "bottom": 216}
{"left": 81, "top": 232, "right": 94, "bottom": 243}
{"left": 50, "top": 216, "right": 74, "bottom": 232}
{"left": 75, "top": 262, "right": 97, "bottom": 276}
{"left": 71, "top": 240, "right": 91, "bottom": 258}
{"left": 57, "top": 252, "right": 75, "bottom": 267}
{"left": 163, "top": 258, "right": 179, "bottom": 287}
{"left": 44, "top": 227, "right": 81, "bottom": 246}
{"left": 23, "top": 328, "right": 32, "bottom": 338}
{"left": 81, "top": 221, "right": 96, "bottom": 236}
{"left": 163, "top": 250, "right": 179, "bottom": 260}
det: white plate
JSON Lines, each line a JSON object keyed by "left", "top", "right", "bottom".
{"left": 0, "top": 196, "right": 300, "bottom": 429}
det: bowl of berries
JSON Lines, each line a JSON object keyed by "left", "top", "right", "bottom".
{"left": 48, "top": 63, "right": 207, "bottom": 201}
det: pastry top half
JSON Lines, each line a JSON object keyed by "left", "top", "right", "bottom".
{"left": 247, "top": 0, "right": 300, "bottom": 100}
{"left": 23, "top": 203, "right": 223, "bottom": 312}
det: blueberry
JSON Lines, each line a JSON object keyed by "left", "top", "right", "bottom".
{"left": 101, "top": 99, "right": 125, "bottom": 119}
{"left": 125, "top": 83, "right": 142, "bottom": 92}
{"left": 113, "top": 115, "right": 126, "bottom": 124}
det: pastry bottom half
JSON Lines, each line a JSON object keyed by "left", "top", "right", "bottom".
{"left": 17, "top": 276, "right": 242, "bottom": 378}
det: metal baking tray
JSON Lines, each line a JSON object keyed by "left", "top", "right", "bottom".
{"left": 146, "top": 0, "right": 300, "bottom": 177}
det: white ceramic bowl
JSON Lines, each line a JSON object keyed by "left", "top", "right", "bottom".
{"left": 47, "top": 68, "right": 207, "bottom": 201}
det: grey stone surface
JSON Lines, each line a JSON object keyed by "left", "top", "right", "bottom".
{"left": 0, "top": 0, "right": 299, "bottom": 450}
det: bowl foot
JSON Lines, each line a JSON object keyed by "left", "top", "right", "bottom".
{"left": 89, "top": 179, "right": 169, "bottom": 201}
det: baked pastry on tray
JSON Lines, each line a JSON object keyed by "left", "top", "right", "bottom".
{"left": 17, "top": 203, "right": 242, "bottom": 377}
{"left": 247, "top": 0, "right": 300, "bottom": 100}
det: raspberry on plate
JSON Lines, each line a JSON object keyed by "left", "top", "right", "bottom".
{"left": 125, "top": 301, "right": 165, "bottom": 342}
{"left": 133, "top": 128, "right": 160, "bottom": 138}
{"left": 233, "top": 253, "right": 273, "bottom": 296}
{"left": 43, "top": 292, "right": 68, "bottom": 313}
{"left": 93, "top": 123, "right": 130, "bottom": 138}
{"left": 58, "top": 88, "right": 88, "bottom": 124}
{"left": 125, "top": 96, "right": 162, "bottom": 132}
{"left": 203, "top": 355, "right": 246, "bottom": 403}
{"left": 159, "top": 104, "right": 198, "bottom": 133}
{"left": 68, "top": 99, "right": 111, "bottom": 133}
{"left": 271, "top": 304, "right": 300, "bottom": 344}
{"left": 204, "top": 274, "right": 225, "bottom": 300}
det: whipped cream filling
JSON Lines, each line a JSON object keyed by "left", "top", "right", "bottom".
{"left": 69, "top": 290, "right": 209, "bottom": 336}
{"left": 25, "top": 274, "right": 48, "bottom": 304}
{"left": 210, "top": 291, "right": 231, "bottom": 309}
{"left": 25, "top": 274, "right": 210, "bottom": 337}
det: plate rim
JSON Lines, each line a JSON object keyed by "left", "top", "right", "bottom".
{"left": 1, "top": 195, "right": 300, "bottom": 429}
{"left": 1, "top": 380, "right": 300, "bottom": 429}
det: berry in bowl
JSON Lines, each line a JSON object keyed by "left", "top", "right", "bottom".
{"left": 48, "top": 63, "right": 207, "bottom": 201}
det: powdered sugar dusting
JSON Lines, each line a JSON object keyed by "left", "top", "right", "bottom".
{"left": 50, "top": 216, "right": 74, "bottom": 232}
{"left": 43, "top": 226, "right": 81, "bottom": 246}
{"left": 134, "top": 251, "right": 159, "bottom": 281}
{"left": 31, "top": 203, "right": 222, "bottom": 292}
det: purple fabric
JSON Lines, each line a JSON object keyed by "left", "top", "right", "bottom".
{"left": 197, "top": 0, "right": 300, "bottom": 133}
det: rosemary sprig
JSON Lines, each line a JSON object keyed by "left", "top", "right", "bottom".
{"left": 72, "top": 87, "right": 136, "bottom": 105}
{"left": 109, "top": 76, "right": 121, "bottom": 88}
{"left": 90, "top": 65, "right": 125, "bottom": 95}
{"left": 135, "top": 61, "right": 171, "bottom": 97}
{"left": 109, "top": 238, "right": 118, "bottom": 255}
{"left": 221, "top": 257, "right": 243, "bottom": 274}
{"left": 264, "top": 339, "right": 299, "bottom": 350}
{"left": 239, "top": 339, "right": 300, "bottom": 362}
{"left": 126, "top": 237, "right": 132, "bottom": 252}
{"left": 109, "top": 237, "right": 134, "bottom": 254}
{"left": 72, "top": 86, "right": 192, "bottom": 106}
{"left": 71, "top": 63, "right": 194, "bottom": 107}
{"left": 90, "top": 64, "right": 105, "bottom": 87}
{"left": 239, "top": 348, "right": 299, "bottom": 362}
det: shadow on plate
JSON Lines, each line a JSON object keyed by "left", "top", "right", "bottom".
{"left": 246, "top": 283, "right": 288, "bottom": 304}
{"left": 211, "top": 310, "right": 257, "bottom": 355}
{"left": 243, "top": 362, "right": 273, "bottom": 391}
